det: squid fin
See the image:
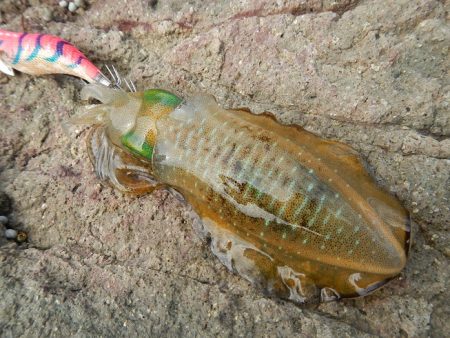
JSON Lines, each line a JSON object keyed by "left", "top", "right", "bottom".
{"left": 197, "top": 216, "right": 318, "bottom": 303}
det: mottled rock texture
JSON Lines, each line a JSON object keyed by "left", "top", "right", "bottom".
{"left": 0, "top": 0, "right": 448, "bottom": 337}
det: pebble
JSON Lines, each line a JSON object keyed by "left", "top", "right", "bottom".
{"left": 74, "top": 0, "right": 84, "bottom": 6}
{"left": 59, "top": 0, "right": 68, "bottom": 7}
{"left": 16, "top": 231, "right": 27, "bottom": 243}
{"left": 444, "top": 247, "right": 450, "bottom": 258}
{"left": 42, "top": 7, "right": 53, "bottom": 22}
{"left": 0, "top": 215, "right": 7, "bottom": 225}
{"left": 5, "top": 228, "right": 17, "bottom": 239}
{"left": 68, "top": 2, "right": 77, "bottom": 12}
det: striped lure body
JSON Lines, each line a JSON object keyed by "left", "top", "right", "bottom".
{"left": 73, "top": 84, "right": 411, "bottom": 303}
{"left": 0, "top": 29, "right": 110, "bottom": 85}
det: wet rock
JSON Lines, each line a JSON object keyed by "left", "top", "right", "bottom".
{"left": 0, "top": 0, "right": 448, "bottom": 337}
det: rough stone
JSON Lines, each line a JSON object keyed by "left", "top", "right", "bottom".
{"left": 0, "top": 0, "right": 448, "bottom": 337}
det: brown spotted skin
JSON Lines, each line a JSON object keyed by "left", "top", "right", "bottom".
{"left": 149, "top": 95, "right": 411, "bottom": 302}
{"left": 80, "top": 86, "right": 411, "bottom": 303}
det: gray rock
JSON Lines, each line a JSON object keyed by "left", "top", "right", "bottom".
{"left": 0, "top": 0, "right": 448, "bottom": 337}
{"left": 4, "top": 228, "right": 17, "bottom": 239}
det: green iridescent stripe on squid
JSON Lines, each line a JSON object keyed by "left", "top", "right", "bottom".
{"left": 143, "top": 89, "right": 182, "bottom": 108}
{"left": 121, "top": 131, "right": 153, "bottom": 160}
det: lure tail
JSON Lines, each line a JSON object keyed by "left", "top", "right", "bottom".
{"left": 0, "top": 29, "right": 110, "bottom": 86}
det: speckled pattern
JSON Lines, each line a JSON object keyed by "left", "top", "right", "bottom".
{"left": 0, "top": 0, "right": 448, "bottom": 337}
{"left": 153, "top": 95, "right": 410, "bottom": 301}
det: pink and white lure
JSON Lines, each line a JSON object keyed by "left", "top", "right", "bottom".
{"left": 0, "top": 29, "right": 110, "bottom": 86}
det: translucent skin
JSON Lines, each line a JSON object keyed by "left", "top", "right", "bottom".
{"left": 76, "top": 85, "right": 411, "bottom": 303}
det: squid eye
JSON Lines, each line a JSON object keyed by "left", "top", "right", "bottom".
{"left": 121, "top": 130, "right": 153, "bottom": 160}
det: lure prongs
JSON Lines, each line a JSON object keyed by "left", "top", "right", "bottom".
{"left": 104, "top": 64, "right": 137, "bottom": 92}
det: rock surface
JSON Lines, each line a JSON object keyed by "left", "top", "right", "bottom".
{"left": 0, "top": 0, "right": 448, "bottom": 337}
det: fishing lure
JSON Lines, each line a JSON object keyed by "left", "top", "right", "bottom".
{"left": 0, "top": 29, "right": 110, "bottom": 86}
{"left": 71, "top": 84, "right": 411, "bottom": 303}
